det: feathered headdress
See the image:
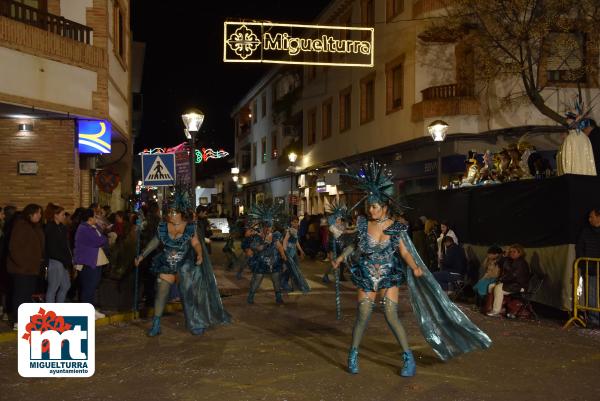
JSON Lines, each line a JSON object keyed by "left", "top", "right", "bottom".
{"left": 168, "top": 183, "right": 193, "bottom": 214}
{"left": 326, "top": 199, "right": 349, "bottom": 226}
{"left": 342, "top": 159, "right": 410, "bottom": 212}
{"left": 247, "top": 202, "right": 285, "bottom": 229}
{"left": 566, "top": 94, "right": 594, "bottom": 132}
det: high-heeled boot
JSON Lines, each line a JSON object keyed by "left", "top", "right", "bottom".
{"left": 400, "top": 350, "right": 416, "bottom": 377}
{"left": 148, "top": 316, "right": 161, "bottom": 337}
{"left": 275, "top": 291, "right": 284, "bottom": 304}
{"left": 347, "top": 347, "right": 359, "bottom": 374}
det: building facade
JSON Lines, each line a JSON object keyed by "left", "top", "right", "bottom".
{"left": 0, "top": 0, "right": 132, "bottom": 212}
{"left": 232, "top": 0, "right": 599, "bottom": 215}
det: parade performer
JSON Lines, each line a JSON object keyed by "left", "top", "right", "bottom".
{"left": 558, "top": 95, "right": 597, "bottom": 176}
{"left": 332, "top": 160, "right": 491, "bottom": 377}
{"left": 246, "top": 203, "right": 288, "bottom": 305}
{"left": 279, "top": 216, "right": 305, "bottom": 291}
{"left": 135, "top": 189, "right": 230, "bottom": 336}
{"left": 324, "top": 201, "right": 353, "bottom": 283}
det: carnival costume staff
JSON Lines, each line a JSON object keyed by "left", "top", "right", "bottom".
{"left": 332, "top": 160, "right": 491, "bottom": 377}
{"left": 135, "top": 190, "right": 230, "bottom": 336}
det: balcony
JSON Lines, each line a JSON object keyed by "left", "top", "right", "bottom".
{"left": 411, "top": 83, "right": 479, "bottom": 122}
{"left": 0, "top": 0, "right": 92, "bottom": 44}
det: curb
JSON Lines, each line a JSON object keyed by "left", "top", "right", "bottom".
{"left": 0, "top": 302, "right": 185, "bottom": 344}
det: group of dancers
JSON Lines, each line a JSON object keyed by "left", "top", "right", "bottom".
{"left": 135, "top": 160, "right": 491, "bottom": 376}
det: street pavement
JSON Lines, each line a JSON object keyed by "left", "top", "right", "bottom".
{"left": 0, "top": 242, "right": 599, "bottom": 401}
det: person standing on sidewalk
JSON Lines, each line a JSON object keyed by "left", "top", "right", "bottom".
{"left": 332, "top": 160, "right": 491, "bottom": 377}
{"left": 576, "top": 207, "right": 600, "bottom": 327}
{"left": 73, "top": 208, "right": 108, "bottom": 319}
{"left": 7, "top": 204, "right": 44, "bottom": 328}
{"left": 44, "top": 205, "right": 72, "bottom": 303}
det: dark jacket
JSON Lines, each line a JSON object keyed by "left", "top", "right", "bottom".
{"left": 45, "top": 221, "right": 72, "bottom": 268}
{"left": 440, "top": 243, "right": 467, "bottom": 275}
{"left": 588, "top": 127, "right": 600, "bottom": 174}
{"left": 500, "top": 257, "right": 530, "bottom": 293}
{"left": 576, "top": 225, "right": 600, "bottom": 276}
{"left": 7, "top": 218, "right": 45, "bottom": 276}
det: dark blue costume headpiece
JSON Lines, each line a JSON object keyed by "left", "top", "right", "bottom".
{"left": 247, "top": 202, "right": 284, "bottom": 229}
{"left": 326, "top": 200, "right": 349, "bottom": 226}
{"left": 343, "top": 159, "right": 410, "bottom": 212}
{"left": 168, "top": 183, "right": 193, "bottom": 215}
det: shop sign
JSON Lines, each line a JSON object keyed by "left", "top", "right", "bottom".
{"left": 77, "top": 120, "right": 111, "bottom": 154}
{"left": 224, "top": 21, "right": 374, "bottom": 67}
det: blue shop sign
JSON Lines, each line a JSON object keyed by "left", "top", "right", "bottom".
{"left": 77, "top": 120, "right": 111, "bottom": 154}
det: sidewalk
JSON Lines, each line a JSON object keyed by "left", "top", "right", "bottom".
{"left": 0, "top": 242, "right": 347, "bottom": 341}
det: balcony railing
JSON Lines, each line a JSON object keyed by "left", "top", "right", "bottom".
{"left": 421, "top": 84, "right": 474, "bottom": 100}
{"left": 0, "top": 0, "right": 92, "bottom": 44}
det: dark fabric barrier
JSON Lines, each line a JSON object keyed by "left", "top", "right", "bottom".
{"left": 405, "top": 175, "right": 600, "bottom": 247}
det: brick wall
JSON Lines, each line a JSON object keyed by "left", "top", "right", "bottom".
{"left": 0, "top": 119, "right": 80, "bottom": 212}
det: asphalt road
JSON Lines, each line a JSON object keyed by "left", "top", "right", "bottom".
{"left": 0, "top": 245, "right": 599, "bottom": 401}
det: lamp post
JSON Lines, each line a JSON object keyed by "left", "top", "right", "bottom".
{"left": 182, "top": 109, "right": 205, "bottom": 204}
{"left": 288, "top": 152, "right": 298, "bottom": 216}
{"left": 427, "top": 120, "right": 449, "bottom": 190}
{"left": 231, "top": 167, "right": 239, "bottom": 217}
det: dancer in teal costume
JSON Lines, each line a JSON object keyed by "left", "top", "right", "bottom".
{"left": 135, "top": 189, "right": 230, "bottom": 336}
{"left": 332, "top": 160, "right": 491, "bottom": 376}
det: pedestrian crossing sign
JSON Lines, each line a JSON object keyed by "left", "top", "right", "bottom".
{"left": 142, "top": 153, "right": 176, "bottom": 186}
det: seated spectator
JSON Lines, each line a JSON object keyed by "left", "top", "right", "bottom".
{"left": 473, "top": 246, "right": 503, "bottom": 301}
{"left": 437, "top": 221, "right": 459, "bottom": 269}
{"left": 433, "top": 236, "right": 466, "bottom": 291}
{"left": 486, "top": 244, "right": 530, "bottom": 317}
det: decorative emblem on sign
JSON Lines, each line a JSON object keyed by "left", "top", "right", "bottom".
{"left": 226, "top": 25, "right": 261, "bottom": 60}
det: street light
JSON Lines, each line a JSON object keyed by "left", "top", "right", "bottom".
{"left": 182, "top": 109, "right": 205, "bottom": 201}
{"left": 428, "top": 120, "right": 449, "bottom": 189}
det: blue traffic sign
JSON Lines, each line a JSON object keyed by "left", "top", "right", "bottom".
{"left": 142, "top": 153, "right": 176, "bottom": 186}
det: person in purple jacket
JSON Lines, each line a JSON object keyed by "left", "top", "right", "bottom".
{"left": 74, "top": 208, "right": 108, "bottom": 319}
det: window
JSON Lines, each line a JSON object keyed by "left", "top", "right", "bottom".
{"left": 261, "top": 137, "right": 267, "bottom": 163}
{"left": 113, "top": 1, "right": 126, "bottom": 66}
{"left": 545, "top": 32, "right": 587, "bottom": 84}
{"left": 386, "top": 0, "right": 404, "bottom": 21}
{"left": 252, "top": 142, "right": 257, "bottom": 166}
{"left": 386, "top": 55, "right": 404, "bottom": 113}
{"left": 307, "top": 108, "right": 317, "bottom": 146}
{"left": 361, "top": 0, "right": 374, "bottom": 40}
{"left": 322, "top": 98, "right": 333, "bottom": 139}
{"left": 252, "top": 102, "right": 257, "bottom": 124}
{"left": 271, "top": 131, "right": 278, "bottom": 159}
{"left": 340, "top": 10, "right": 352, "bottom": 41}
{"left": 360, "top": 73, "right": 375, "bottom": 124}
{"left": 339, "top": 86, "right": 352, "bottom": 132}
{"left": 261, "top": 92, "right": 267, "bottom": 118}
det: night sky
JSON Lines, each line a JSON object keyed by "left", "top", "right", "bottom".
{"left": 131, "top": 0, "right": 331, "bottom": 174}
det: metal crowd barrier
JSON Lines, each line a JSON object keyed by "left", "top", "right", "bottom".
{"left": 563, "top": 257, "right": 600, "bottom": 329}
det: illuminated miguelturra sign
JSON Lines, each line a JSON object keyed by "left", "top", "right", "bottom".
{"left": 224, "top": 21, "right": 374, "bottom": 67}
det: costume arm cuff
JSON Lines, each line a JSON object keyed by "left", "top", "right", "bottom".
{"left": 140, "top": 236, "right": 160, "bottom": 258}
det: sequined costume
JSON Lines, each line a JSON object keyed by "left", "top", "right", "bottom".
{"left": 141, "top": 221, "right": 230, "bottom": 334}
{"left": 338, "top": 159, "right": 491, "bottom": 377}
{"left": 349, "top": 216, "right": 406, "bottom": 292}
{"left": 281, "top": 227, "right": 311, "bottom": 293}
{"left": 245, "top": 230, "right": 285, "bottom": 304}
